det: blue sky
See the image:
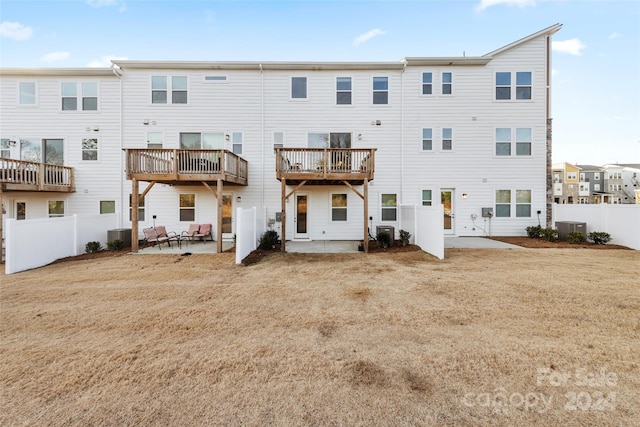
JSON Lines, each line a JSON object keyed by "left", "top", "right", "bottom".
{"left": 1, "top": 0, "right": 639, "bottom": 165}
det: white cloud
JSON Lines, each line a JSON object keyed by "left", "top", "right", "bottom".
{"left": 608, "top": 32, "right": 622, "bottom": 39}
{"left": 41, "top": 51, "right": 70, "bottom": 62}
{"left": 552, "top": 38, "right": 586, "bottom": 56}
{"left": 86, "top": 55, "right": 128, "bottom": 67}
{"left": 86, "top": 0, "right": 126, "bottom": 12}
{"left": 476, "top": 0, "right": 536, "bottom": 12}
{"left": 0, "top": 21, "right": 33, "bottom": 41}
{"left": 353, "top": 29, "right": 388, "bottom": 47}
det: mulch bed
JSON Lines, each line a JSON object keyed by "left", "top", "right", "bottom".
{"left": 489, "top": 236, "right": 631, "bottom": 249}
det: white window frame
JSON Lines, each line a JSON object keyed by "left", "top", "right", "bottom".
{"left": 381, "top": 193, "right": 397, "bottom": 221}
{"left": 422, "top": 190, "right": 432, "bottom": 206}
{"left": 495, "top": 72, "right": 512, "bottom": 100}
{"left": 515, "top": 128, "right": 531, "bottom": 156}
{"left": 82, "top": 138, "right": 98, "bottom": 161}
{"left": 1, "top": 138, "right": 10, "bottom": 158}
{"left": 567, "top": 172, "right": 577, "bottom": 180}
{"left": 330, "top": 193, "right": 348, "bottom": 222}
{"left": 372, "top": 76, "right": 389, "bottom": 105}
{"left": 179, "top": 193, "right": 196, "bottom": 222}
{"left": 61, "top": 82, "right": 98, "bottom": 111}
{"left": 594, "top": 173, "right": 600, "bottom": 180}
{"left": 515, "top": 190, "right": 532, "bottom": 217}
{"left": 495, "top": 190, "right": 511, "bottom": 218}
{"left": 422, "top": 128, "right": 432, "bottom": 151}
{"left": 336, "top": 77, "right": 352, "bottom": 105}
{"left": 129, "top": 194, "right": 145, "bottom": 222}
{"left": 291, "top": 76, "right": 307, "bottom": 100}
{"left": 422, "top": 72, "right": 433, "bottom": 95}
{"left": 151, "top": 75, "right": 188, "bottom": 104}
{"left": 232, "top": 132, "right": 242, "bottom": 155}
{"left": 442, "top": 72, "right": 452, "bottom": 95}
{"left": 442, "top": 128, "right": 453, "bottom": 151}
{"left": 516, "top": 72, "right": 532, "bottom": 100}
{"left": 48, "top": 200, "right": 65, "bottom": 218}
{"left": 495, "top": 128, "right": 511, "bottom": 156}
{"left": 19, "top": 81, "right": 37, "bottom": 106}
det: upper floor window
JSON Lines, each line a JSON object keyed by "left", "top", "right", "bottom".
{"left": 82, "top": 138, "right": 98, "bottom": 161}
{"left": 442, "top": 128, "right": 452, "bottom": 150}
{"left": 422, "top": 128, "right": 432, "bottom": 151}
{"left": 422, "top": 72, "right": 432, "bottom": 95}
{"left": 594, "top": 173, "right": 600, "bottom": 180}
{"left": 496, "top": 128, "right": 511, "bottom": 156}
{"left": 336, "top": 77, "right": 352, "bottom": 105}
{"left": 152, "top": 76, "right": 187, "bottom": 104}
{"left": 496, "top": 72, "right": 511, "bottom": 100}
{"left": 515, "top": 128, "right": 531, "bottom": 155}
{"left": 147, "top": 132, "right": 163, "bottom": 149}
{"left": 61, "top": 82, "right": 97, "bottom": 111}
{"left": 372, "top": 76, "right": 388, "bottom": 104}
{"left": 1, "top": 139, "right": 10, "bottom": 158}
{"left": 231, "top": 132, "right": 243, "bottom": 155}
{"left": 442, "top": 72, "right": 452, "bottom": 95}
{"left": 291, "top": 77, "right": 307, "bottom": 99}
{"left": 516, "top": 72, "right": 532, "bottom": 99}
{"left": 567, "top": 172, "right": 577, "bottom": 180}
{"left": 496, "top": 72, "right": 531, "bottom": 100}
{"left": 19, "top": 82, "right": 36, "bottom": 105}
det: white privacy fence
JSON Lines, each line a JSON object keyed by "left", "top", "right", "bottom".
{"left": 552, "top": 204, "right": 640, "bottom": 250}
{"left": 5, "top": 213, "right": 118, "bottom": 275}
{"left": 235, "top": 207, "right": 267, "bottom": 264}
{"left": 400, "top": 204, "right": 445, "bottom": 259}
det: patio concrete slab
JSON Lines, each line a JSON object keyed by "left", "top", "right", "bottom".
{"left": 444, "top": 237, "right": 523, "bottom": 249}
{"left": 133, "top": 240, "right": 232, "bottom": 254}
{"left": 285, "top": 240, "right": 360, "bottom": 253}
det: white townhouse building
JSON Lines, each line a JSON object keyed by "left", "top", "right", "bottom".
{"left": 1, "top": 24, "right": 561, "bottom": 252}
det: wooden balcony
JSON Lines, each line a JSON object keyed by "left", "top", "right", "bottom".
{"left": 125, "top": 149, "right": 248, "bottom": 186}
{"left": 276, "top": 148, "right": 376, "bottom": 185}
{"left": 0, "top": 159, "right": 75, "bottom": 192}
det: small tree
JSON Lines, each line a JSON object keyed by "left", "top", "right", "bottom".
{"left": 588, "top": 231, "right": 612, "bottom": 245}
{"left": 85, "top": 241, "right": 102, "bottom": 253}
{"left": 399, "top": 229, "right": 411, "bottom": 246}
{"left": 526, "top": 225, "right": 543, "bottom": 239}
{"left": 259, "top": 230, "right": 279, "bottom": 249}
{"left": 107, "top": 239, "right": 125, "bottom": 251}
{"left": 567, "top": 231, "right": 586, "bottom": 244}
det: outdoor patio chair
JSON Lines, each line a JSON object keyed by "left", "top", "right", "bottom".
{"left": 180, "top": 223, "right": 201, "bottom": 245}
{"left": 193, "top": 223, "right": 213, "bottom": 242}
{"left": 143, "top": 226, "right": 179, "bottom": 249}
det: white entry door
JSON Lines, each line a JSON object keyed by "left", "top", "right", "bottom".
{"left": 441, "top": 189, "right": 454, "bottom": 235}
{"left": 294, "top": 194, "right": 309, "bottom": 239}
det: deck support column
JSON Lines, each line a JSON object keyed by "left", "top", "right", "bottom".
{"left": 0, "top": 186, "right": 4, "bottom": 255}
{"left": 364, "top": 178, "right": 369, "bottom": 253}
{"left": 217, "top": 178, "right": 223, "bottom": 254}
{"left": 131, "top": 178, "right": 139, "bottom": 252}
{"left": 281, "top": 178, "right": 286, "bottom": 251}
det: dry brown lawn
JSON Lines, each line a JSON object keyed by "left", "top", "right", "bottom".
{"left": 1, "top": 248, "right": 639, "bottom": 426}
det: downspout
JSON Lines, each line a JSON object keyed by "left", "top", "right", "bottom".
{"left": 260, "top": 64, "right": 265, "bottom": 208}
{"left": 112, "top": 65, "right": 123, "bottom": 228}
{"left": 400, "top": 61, "right": 406, "bottom": 215}
{"left": 545, "top": 34, "right": 553, "bottom": 227}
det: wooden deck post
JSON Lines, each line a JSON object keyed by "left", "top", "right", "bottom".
{"left": 281, "top": 178, "right": 286, "bottom": 251}
{"left": 364, "top": 178, "right": 369, "bottom": 253}
{"left": 131, "top": 178, "right": 139, "bottom": 252}
{"left": 0, "top": 186, "right": 4, "bottom": 255}
{"left": 217, "top": 178, "right": 223, "bottom": 254}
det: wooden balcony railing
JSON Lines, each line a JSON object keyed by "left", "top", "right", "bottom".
{"left": 276, "top": 148, "right": 375, "bottom": 183}
{"left": 0, "top": 159, "right": 74, "bottom": 192}
{"left": 125, "top": 149, "right": 248, "bottom": 185}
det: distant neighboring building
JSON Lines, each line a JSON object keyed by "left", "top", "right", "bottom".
{"left": 553, "top": 162, "right": 639, "bottom": 204}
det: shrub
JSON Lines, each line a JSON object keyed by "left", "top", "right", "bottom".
{"left": 567, "top": 231, "right": 586, "bottom": 244}
{"left": 107, "top": 239, "right": 125, "bottom": 251}
{"left": 259, "top": 230, "right": 279, "bottom": 249}
{"left": 588, "top": 231, "right": 612, "bottom": 245}
{"left": 541, "top": 227, "right": 558, "bottom": 242}
{"left": 85, "top": 241, "right": 102, "bottom": 253}
{"left": 376, "top": 231, "right": 392, "bottom": 248}
{"left": 526, "top": 225, "right": 543, "bottom": 239}
{"left": 399, "top": 229, "right": 411, "bottom": 246}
